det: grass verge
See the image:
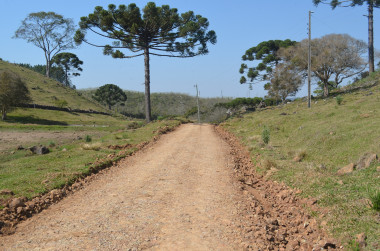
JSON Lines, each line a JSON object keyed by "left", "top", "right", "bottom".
{"left": 221, "top": 79, "right": 380, "bottom": 249}
{"left": 0, "top": 118, "right": 182, "bottom": 203}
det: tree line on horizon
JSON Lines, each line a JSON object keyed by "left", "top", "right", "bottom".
{"left": 2, "top": 0, "right": 379, "bottom": 121}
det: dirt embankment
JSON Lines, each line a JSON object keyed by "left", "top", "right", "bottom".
{"left": 0, "top": 124, "right": 338, "bottom": 250}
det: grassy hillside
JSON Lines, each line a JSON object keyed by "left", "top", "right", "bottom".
{"left": 0, "top": 60, "right": 107, "bottom": 112}
{"left": 221, "top": 73, "right": 380, "bottom": 249}
{"left": 80, "top": 88, "right": 231, "bottom": 120}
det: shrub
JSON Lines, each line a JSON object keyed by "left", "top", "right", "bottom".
{"left": 81, "top": 143, "right": 101, "bottom": 151}
{"left": 85, "top": 135, "right": 92, "bottom": 142}
{"left": 127, "top": 121, "right": 143, "bottom": 130}
{"left": 336, "top": 95, "right": 343, "bottom": 105}
{"left": 262, "top": 126, "right": 270, "bottom": 144}
{"left": 262, "top": 159, "right": 277, "bottom": 170}
{"left": 368, "top": 188, "right": 380, "bottom": 212}
{"left": 54, "top": 99, "right": 68, "bottom": 108}
{"left": 48, "top": 141, "right": 56, "bottom": 147}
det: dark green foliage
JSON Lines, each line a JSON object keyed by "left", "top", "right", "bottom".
{"left": 75, "top": 2, "right": 216, "bottom": 122}
{"left": 216, "top": 97, "right": 264, "bottom": 109}
{"left": 52, "top": 53, "right": 83, "bottom": 87}
{"left": 13, "top": 12, "right": 75, "bottom": 77}
{"left": 93, "top": 84, "right": 127, "bottom": 110}
{"left": 314, "top": 81, "right": 338, "bottom": 96}
{"left": 313, "top": 0, "right": 380, "bottom": 8}
{"left": 239, "top": 39, "right": 297, "bottom": 85}
{"left": 0, "top": 72, "right": 32, "bottom": 120}
{"left": 16, "top": 63, "right": 66, "bottom": 84}
{"left": 369, "top": 188, "right": 380, "bottom": 211}
{"left": 85, "top": 135, "right": 92, "bottom": 142}
{"left": 336, "top": 95, "right": 343, "bottom": 105}
{"left": 262, "top": 126, "right": 270, "bottom": 144}
{"left": 54, "top": 99, "right": 68, "bottom": 108}
{"left": 184, "top": 107, "right": 198, "bottom": 118}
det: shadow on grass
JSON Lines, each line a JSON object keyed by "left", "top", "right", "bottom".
{"left": 4, "top": 115, "right": 68, "bottom": 126}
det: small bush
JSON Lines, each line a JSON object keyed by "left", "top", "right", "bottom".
{"left": 336, "top": 95, "right": 343, "bottom": 105}
{"left": 85, "top": 135, "right": 92, "bottom": 142}
{"left": 262, "top": 126, "right": 270, "bottom": 144}
{"left": 347, "top": 239, "right": 360, "bottom": 251}
{"left": 54, "top": 99, "right": 68, "bottom": 108}
{"left": 295, "top": 150, "right": 307, "bottom": 162}
{"left": 368, "top": 189, "right": 380, "bottom": 212}
{"left": 48, "top": 141, "right": 56, "bottom": 147}
{"left": 81, "top": 143, "right": 101, "bottom": 151}
{"left": 262, "top": 159, "right": 277, "bottom": 170}
{"left": 127, "top": 121, "right": 143, "bottom": 130}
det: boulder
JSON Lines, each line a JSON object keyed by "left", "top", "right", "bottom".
{"left": 356, "top": 153, "right": 378, "bottom": 170}
{"left": 9, "top": 198, "right": 25, "bottom": 210}
{"left": 29, "top": 145, "right": 50, "bottom": 155}
{"left": 337, "top": 163, "right": 355, "bottom": 175}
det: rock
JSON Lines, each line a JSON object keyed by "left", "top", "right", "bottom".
{"left": 337, "top": 163, "right": 355, "bottom": 175}
{"left": 29, "top": 145, "right": 50, "bottom": 155}
{"left": 356, "top": 153, "right": 378, "bottom": 170}
{"left": 319, "top": 239, "right": 336, "bottom": 249}
{"left": 377, "top": 166, "right": 380, "bottom": 172}
{"left": 356, "top": 232, "right": 367, "bottom": 249}
{"left": 293, "top": 156, "right": 302, "bottom": 162}
{"left": 9, "top": 198, "right": 25, "bottom": 210}
{"left": 76, "top": 136, "right": 82, "bottom": 140}
{"left": 16, "top": 207, "right": 24, "bottom": 214}
{"left": 16, "top": 145, "right": 25, "bottom": 150}
{"left": 62, "top": 148, "right": 67, "bottom": 152}
{"left": 0, "top": 189, "right": 14, "bottom": 196}
{"left": 337, "top": 180, "right": 344, "bottom": 185}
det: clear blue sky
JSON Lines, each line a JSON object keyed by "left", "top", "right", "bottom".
{"left": 1, "top": 0, "right": 379, "bottom": 98}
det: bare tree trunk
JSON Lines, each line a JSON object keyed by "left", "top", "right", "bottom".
{"left": 323, "top": 82, "right": 329, "bottom": 97}
{"left": 368, "top": 3, "right": 375, "bottom": 73}
{"left": 45, "top": 52, "right": 51, "bottom": 78}
{"left": 1, "top": 109, "right": 6, "bottom": 121}
{"left": 144, "top": 48, "right": 152, "bottom": 123}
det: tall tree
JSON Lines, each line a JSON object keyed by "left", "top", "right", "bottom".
{"left": 239, "top": 39, "right": 297, "bottom": 88}
{"left": 264, "top": 63, "right": 303, "bottom": 103}
{"left": 280, "top": 34, "right": 367, "bottom": 97}
{"left": 13, "top": 12, "right": 76, "bottom": 77}
{"left": 0, "top": 72, "right": 32, "bottom": 120}
{"left": 75, "top": 2, "right": 216, "bottom": 122}
{"left": 313, "top": 0, "right": 380, "bottom": 73}
{"left": 52, "top": 53, "right": 83, "bottom": 87}
{"left": 93, "top": 84, "right": 127, "bottom": 110}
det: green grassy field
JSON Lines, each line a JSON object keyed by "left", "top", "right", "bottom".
{"left": 221, "top": 74, "right": 380, "bottom": 249}
{"left": 0, "top": 60, "right": 107, "bottom": 112}
{"left": 0, "top": 112, "right": 181, "bottom": 202}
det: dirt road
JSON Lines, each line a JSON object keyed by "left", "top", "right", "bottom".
{"left": 0, "top": 124, "right": 246, "bottom": 250}
{"left": 0, "top": 124, "right": 337, "bottom": 250}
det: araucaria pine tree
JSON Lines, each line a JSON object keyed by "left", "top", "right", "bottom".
{"left": 75, "top": 2, "right": 217, "bottom": 122}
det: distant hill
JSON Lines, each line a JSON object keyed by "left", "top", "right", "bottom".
{"left": 0, "top": 60, "right": 107, "bottom": 112}
{"left": 79, "top": 89, "right": 232, "bottom": 120}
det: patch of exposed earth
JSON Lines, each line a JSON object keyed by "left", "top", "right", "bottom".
{"left": 0, "top": 131, "right": 104, "bottom": 152}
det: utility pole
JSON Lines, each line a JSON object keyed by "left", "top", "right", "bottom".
{"left": 194, "top": 84, "right": 200, "bottom": 124}
{"left": 308, "top": 10, "right": 313, "bottom": 108}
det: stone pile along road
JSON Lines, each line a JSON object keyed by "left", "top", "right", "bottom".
{"left": 0, "top": 124, "right": 337, "bottom": 250}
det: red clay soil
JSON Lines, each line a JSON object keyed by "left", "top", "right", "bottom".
{"left": 0, "top": 124, "right": 339, "bottom": 250}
